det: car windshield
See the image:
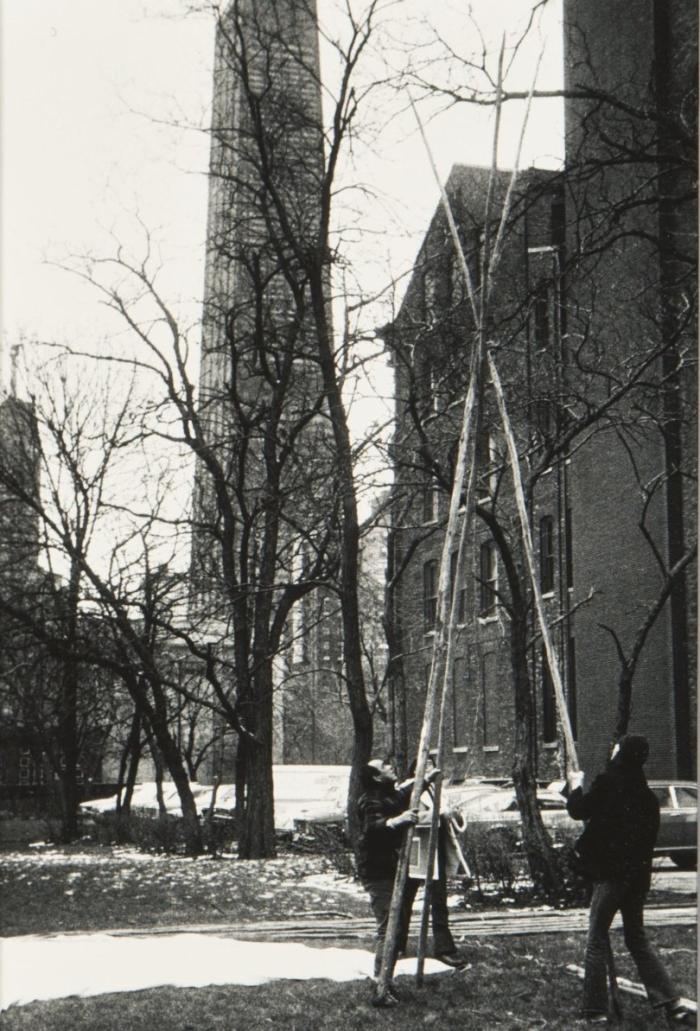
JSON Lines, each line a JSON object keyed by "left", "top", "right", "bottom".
{"left": 651, "top": 786, "right": 672, "bottom": 807}
{"left": 674, "top": 786, "right": 697, "bottom": 807}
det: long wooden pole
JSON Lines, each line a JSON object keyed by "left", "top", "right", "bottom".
{"left": 487, "top": 349, "right": 579, "bottom": 774}
{"left": 410, "top": 41, "right": 543, "bottom": 978}
{"left": 399, "top": 60, "right": 544, "bottom": 986}
{"left": 376, "top": 351, "right": 481, "bottom": 998}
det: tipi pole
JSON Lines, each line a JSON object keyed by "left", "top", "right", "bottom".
{"left": 414, "top": 490, "right": 475, "bottom": 982}
{"left": 376, "top": 347, "right": 482, "bottom": 999}
{"left": 399, "top": 67, "right": 543, "bottom": 988}
{"left": 487, "top": 349, "right": 579, "bottom": 773}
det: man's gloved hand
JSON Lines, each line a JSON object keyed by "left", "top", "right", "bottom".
{"left": 387, "top": 810, "right": 418, "bottom": 829}
{"left": 567, "top": 770, "right": 585, "bottom": 793}
{"left": 425, "top": 767, "right": 442, "bottom": 785}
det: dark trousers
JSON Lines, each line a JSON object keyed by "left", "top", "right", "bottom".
{"left": 582, "top": 880, "right": 678, "bottom": 1017}
{"left": 402, "top": 877, "right": 457, "bottom": 956}
{"left": 363, "top": 878, "right": 414, "bottom": 978}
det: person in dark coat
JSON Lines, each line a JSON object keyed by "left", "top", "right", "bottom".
{"left": 357, "top": 758, "right": 429, "bottom": 1007}
{"left": 565, "top": 734, "right": 693, "bottom": 1026}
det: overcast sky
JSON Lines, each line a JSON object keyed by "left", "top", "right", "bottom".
{"left": 1, "top": 0, "right": 564, "bottom": 385}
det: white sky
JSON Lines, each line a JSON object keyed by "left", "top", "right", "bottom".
{"left": 1, "top": 0, "right": 564, "bottom": 363}
{"left": 0, "top": 0, "right": 565, "bottom": 540}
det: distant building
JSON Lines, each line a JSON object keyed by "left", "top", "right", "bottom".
{"left": 0, "top": 395, "right": 41, "bottom": 578}
{"left": 190, "top": 0, "right": 348, "bottom": 768}
{"left": 0, "top": 393, "right": 109, "bottom": 799}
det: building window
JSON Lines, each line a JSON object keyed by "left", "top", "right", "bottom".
{"left": 423, "top": 559, "right": 438, "bottom": 631}
{"left": 422, "top": 473, "right": 438, "bottom": 524}
{"left": 451, "top": 248, "right": 466, "bottom": 303}
{"left": 452, "top": 657, "right": 467, "bottom": 748}
{"left": 479, "top": 541, "right": 497, "bottom": 617}
{"left": 534, "top": 398, "right": 553, "bottom": 440}
{"left": 424, "top": 269, "right": 438, "bottom": 324}
{"left": 476, "top": 428, "right": 497, "bottom": 499}
{"left": 481, "top": 652, "right": 499, "bottom": 747}
{"left": 18, "top": 749, "right": 46, "bottom": 786}
{"left": 550, "top": 195, "right": 566, "bottom": 249}
{"left": 422, "top": 357, "right": 439, "bottom": 414}
{"left": 533, "top": 279, "right": 553, "bottom": 350}
{"left": 565, "top": 506, "right": 574, "bottom": 589}
{"left": 539, "top": 515, "right": 555, "bottom": 594}
{"left": 450, "top": 551, "right": 466, "bottom": 624}
{"left": 541, "top": 650, "right": 557, "bottom": 743}
{"left": 567, "top": 637, "right": 578, "bottom": 739}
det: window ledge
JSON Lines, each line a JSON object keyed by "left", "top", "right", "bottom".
{"left": 541, "top": 591, "right": 554, "bottom": 600}
{"left": 542, "top": 741, "right": 559, "bottom": 750}
{"left": 478, "top": 614, "right": 498, "bottom": 624}
{"left": 482, "top": 745, "right": 500, "bottom": 753}
{"left": 452, "top": 746, "right": 468, "bottom": 754}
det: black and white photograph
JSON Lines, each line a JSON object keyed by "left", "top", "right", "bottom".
{"left": 0, "top": 1, "right": 696, "bottom": 1027}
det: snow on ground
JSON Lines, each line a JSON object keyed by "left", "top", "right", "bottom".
{"left": 297, "top": 871, "right": 366, "bottom": 899}
{"left": 8, "top": 845, "right": 171, "bottom": 865}
{"left": 0, "top": 933, "right": 452, "bottom": 1011}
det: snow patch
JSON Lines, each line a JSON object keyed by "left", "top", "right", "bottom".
{"left": 0, "top": 933, "right": 452, "bottom": 1010}
{"left": 297, "top": 872, "right": 366, "bottom": 899}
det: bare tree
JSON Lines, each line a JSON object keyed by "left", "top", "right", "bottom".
{"left": 53, "top": 0, "right": 410, "bottom": 856}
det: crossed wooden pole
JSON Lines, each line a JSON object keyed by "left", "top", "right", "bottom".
{"left": 375, "top": 81, "right": 580, "bottom": 1003}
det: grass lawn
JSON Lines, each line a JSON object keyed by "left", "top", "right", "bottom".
{"left": 1, "top": 842, "right": 696, "bottom": 1030}
{"left": 0, "top": 842, "right": 369, "bottom": 936}
{"left": 1, "top": 928, "right": 696, "bottom": 1030}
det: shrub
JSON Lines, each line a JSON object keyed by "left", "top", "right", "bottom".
{"left": 462, "top": 823, "right": 520, "bottom": 898}
{"left": 83, "top": 812, "right": 135, "bottom": 846}
{"left": 83, "top": 812, "right": 189, "bottom": 853}
{"left": 201, "top": 815, "right": 237, "bottom": 855}
{"left": 290, "top": 819, "right": 356, "bottom": 878}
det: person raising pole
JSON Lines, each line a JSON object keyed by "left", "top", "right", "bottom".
{"left": 356, "top": 758, "right": 440, "bottom": 1008}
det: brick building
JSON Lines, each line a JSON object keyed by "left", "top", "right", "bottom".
{"left": 190, "top": 0, "right": 349, "bottom": 767}
{"left": 561, "top": 0, "right": 697, "bottom": 777}
{"left": 388, "top": 3, "right": 696, "bottom": 783}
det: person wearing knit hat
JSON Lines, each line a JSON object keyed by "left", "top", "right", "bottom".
{"left": 564, "top": 736, "right": 694, "bottom": 1026}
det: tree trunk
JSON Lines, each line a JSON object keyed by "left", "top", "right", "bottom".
{"left": 234, "top": 734, "right": 248, "bottom": 837}
{"left": 510, "top": 605, "right": 563, "bottom": 896}
{"left": 309, "top": 274, "right": 373, "bottom": 847}
{"left": 134, "top": 673, "right": 203, "bottom": 856}
{"left": 122, "top": 714, "right": 142, "bottom": 814}
{"left": 58, "top": 669, "right": 80, "bottom": 842}
{"left": 58, "top": 564, "right": 82, "bottom": 843}
{"left": 238, "top": 664, "right": 275, "bottom": 859}
{"left": 153, "top": 725, "right": 202, "bottom": 856}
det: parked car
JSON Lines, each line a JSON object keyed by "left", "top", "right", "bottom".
{"left": 79, "top": 766, "right": 352, "bottom": 834}
{"left": 443, "top": 781, "right": 576, "bottom": 841}
{"left": 649, "top": 780, "right": 697, "bottom": 869}
{"left": 445, "top": 779, "right": 697, "bottom": 871}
